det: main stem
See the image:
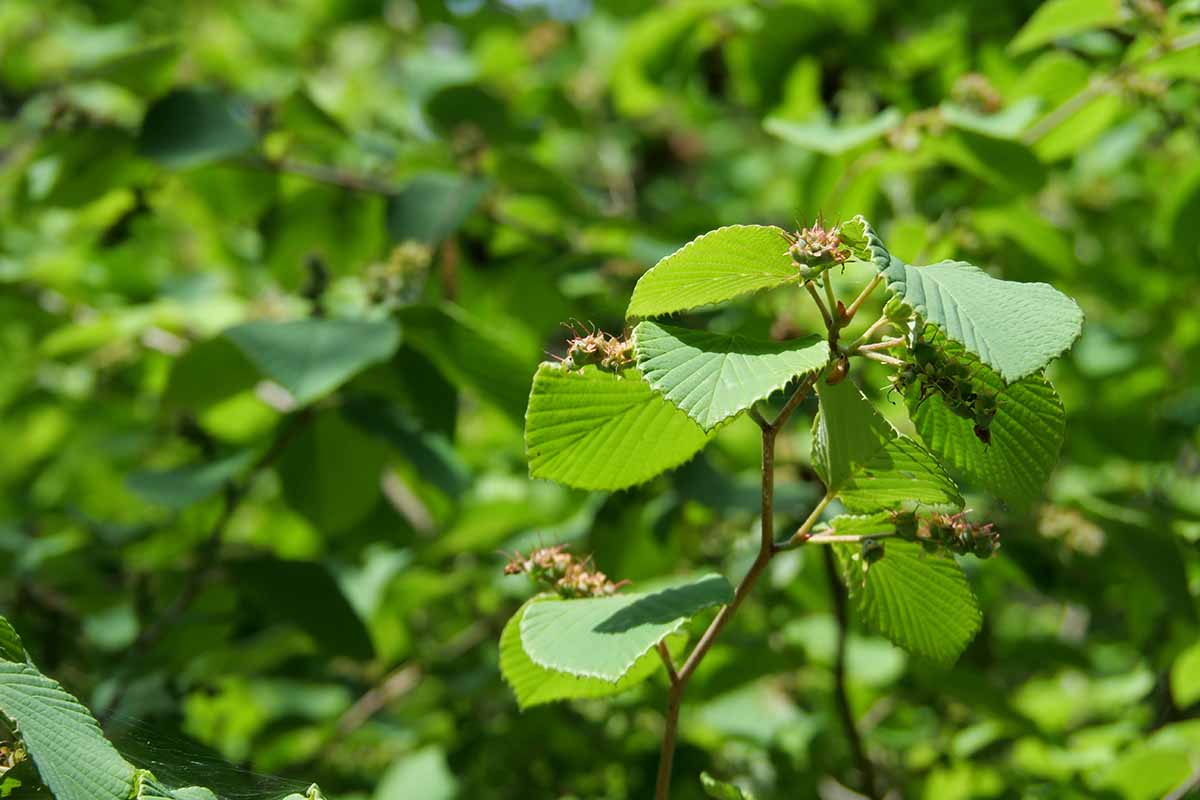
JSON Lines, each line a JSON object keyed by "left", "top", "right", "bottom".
{"left": 653, "top": 378, "right": 821, "bottom": 800}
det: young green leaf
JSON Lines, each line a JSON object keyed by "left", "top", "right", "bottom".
{"left": 700, "top": 772, "right": 756, "bottom": 800}
{"left": 126, "top": 450, "right": 255, "bottom": 510}
{"left": 1171, "top": 640, "right": 1200, "bottom": 709}
{"left": 225, "top": 318, "right": 401, "bottom": 406}
{"left": 633, "top": 321, "right": 829, "bottom": 430}
{"left": 387, "top": 173, "right": 488, "bottom": 246}
{"left": 626, "top": 226, "right": 797, "bottom": 319}
{"left": 907, "top": 331, "right": 1066, "bottom": 508}
{"left": 813, "top": 380, "right": 963, "bottom": 513}
{"left": 844, "top": 217, "right": 1082, "bottom": 382}
{"left": 500, "top": 598, "right": 678, "bottom": 709}
{"left": 519, "top": 574, "right": 733, "bottom": 682}
{"left": 525, "top": 364, "right": 710, "bottom": 490}
{"left": 1009, "top": 0, "right": 1126, "bottom": 55}
{"left": 0, "top": 617, "right": 25, "bottom": 663}
{"left": 764, "top": 108, "right": 903, "bottom": 155}
{"left": 835, "top": 540, "right": 981, "bottom": 665}
{"left": 0, "top": 660, "right": 137, "bottom": 800}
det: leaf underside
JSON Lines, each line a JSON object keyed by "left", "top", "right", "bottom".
{"left": 835, "top": 540, "right": 981, "bottom": 665}
{"left": 525, "top": 364, "right": 710, "bottom": 490}
{"left": 519, "top": 574, "right": 733, "bottom": 682}
{"left": 813, "top": 380, "right": 963, "bottom": 513}
{"left": 626, "top": 225, "right": 797, "bottom": 319}
{"left": 633, "top": 321, "right": 829, "bottom": 430}
{"left": 0, "top": 616, "right": 25, "bottom": 663}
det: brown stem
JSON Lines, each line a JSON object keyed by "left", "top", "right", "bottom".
{"left": 655, "top": 684, "right": 684, "bottom": 800}
{"left": 656, "top": 641, "right": 680, "bottom": 685}
{"left": 806, "top": 282, "right": 834, "bottom": 330}
{"left": 823, "top": 548, "right": 879, "bottom": 799}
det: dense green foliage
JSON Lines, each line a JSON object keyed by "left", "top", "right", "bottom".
{"left": 1, "top": 0, "right": 1199, "bottom": 799}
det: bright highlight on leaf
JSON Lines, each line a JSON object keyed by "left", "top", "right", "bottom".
{"left": 633, "top": 321, "right": 829, "bottom": 431}
{"left": 764, "top": 108, "right": 903, "bottom": 155}
{"left": 525, "top": 364, "right": 710, "bottom": 490}
{"left": 835, "top": 540, "right": 982, "bottom": 665}
{"left": 519, "top": 574, "right": 733, "bottom": 682}
{"left": 626, "top": 225, "right": 798, "bottom": 319}
{"left": 500, "top": 598, "right": 678, "bottom": 709}
{"left": 224, "top": 317, "right": 401, "bottom": 405}
{"left": 813, "top": 380, "right": 963, "bottom": 513}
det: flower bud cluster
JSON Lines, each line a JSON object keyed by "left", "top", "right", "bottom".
{"left": 561, "top": 324, "right": 634, "bottom": 372}
{"left": 503, "top": 545, "right": 627, "bottom": 598}
{"left": 783, "top": 218, "right": 851, "bottom": 278}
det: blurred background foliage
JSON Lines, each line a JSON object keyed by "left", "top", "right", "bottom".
{"left": 1, "top": 0, "right": 1199, "bottom": 798}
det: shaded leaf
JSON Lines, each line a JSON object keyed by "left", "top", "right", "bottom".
{"left": 835, "top": 540, "right": 981, "bottom": 665}
{"left": 633, "top": 321, "right": 828, "bottom": 430}
{"left": 520, "top": 574, "right": 732, "bottom": 682}
{"left": 0, "top": 617, "right": 25, "bottom": 663}
{"left": 138, "top": 88, "right": 256, "bottom": 168}
{"left": 813, "top": 380, "right": 962, "bottom": 513}
{"left": 388, "top": 173, "right": 488, "bottom": 246}
{"left": 224, "top": 318, "right": 401, "bottom": 406}
{"left": 626, "top": 226, "right": 797, "bottom": 319}
{"left": 525, "top": 364, "right": 710, "bottom": 490}
{"left": 126, "top": 451, "right": 255, "bottom": 510}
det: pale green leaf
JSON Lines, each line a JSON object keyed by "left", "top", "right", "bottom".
{"left": 1009, "top": 0, "right": 1127, "bottom": 54}
{"left": 225, "top": 318, "right": 401, "bottom": 406}
{"left": 520, "top": 574, "right": 733, "bottom": 682}
{"left": 0, "top": 660, "right": 136, "bottom": 800}
{"left": 126, "top": 450, "right": 255, "bottom": 509}
{"left": 375, "top": 749, "right": 457, "bottom": 800}
{"left": 0, "top": 617, "right": 24, "bottom": 663}
{"left": 633, "top": 321, "right": 829, "bottom": 430}
{"left": 813, "top": 380, "right": 962, "bottom": 513}
{"left": 816, "top": 512, "right": 896, "bottom": 539}
{"left": 907, "top": 329, "right": 1066, "bottom": 508}
{"left": 835, "top": 540, "right": 981, "bottom": 665}
{"left": 525, "top": 364, "right": 710, "bottom": 490}
{"left": 500, "top": 598, "right": 676, "bottom": 709}
{"left": 940, "top": 98, "right": 1041, "bottom": 139}
{"left": 626, "top": 226, "right": 798, "bottom": 319}
{"left": 764, "top": 108, "right": 903, "bottom": 155}
{"left": 1171, "top": 640, "right": 1200, "bottom": 708}
{"left": 701, "top": 772, "right": 756, "bottom": 800}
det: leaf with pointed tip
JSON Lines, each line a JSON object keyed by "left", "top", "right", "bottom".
{"left": 813, "top": 380, "right": 962, "bottom": 513}
{"left": 500, "top": 598, "right": 680, "bottom": 709}
{"left": 626, "top": 226, "right": 797, "bottom": 319}
{"left": 834, "top": 540, "right": 981, "bottom": 665}
{"left": 0, "top": 660, "right": 137, "bottom": 800}
{"left": 633, "top": 321, "right": 828, "bottom": 430}
{"left": 0, "top": 616, "right": 25, "bottom": 663}
{"left": 520, "top": 574, "right": 733, "bottom": 682}
{"left": 126, "top": 450, "right": 255, "bottom": 509}
{"left": 907, "top": 328, "right": 1066, "bottom": 508}
{"left": 525, "top": 364, "right": 710, "bottom": 490}
{"left": 844, "top": 217, "right": 1082, "bottom": 383}
{"left": 764, "top": 108, "right": 902, "bottom": 155}
{"left": 224, "top": 318, "right": 401, "bottom": 405}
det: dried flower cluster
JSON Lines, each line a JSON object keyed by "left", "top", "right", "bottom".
{"left": 783, "top": 217, "right": 850, "bottom": 277}
{"left": 559, "top": 323, "right": 634, "bottom": 372}
{"left": 504, "top": 544, "right": 628, "bottom": 598}
{"left": 895, "top": 511, "right": 1000, "bottom": 559}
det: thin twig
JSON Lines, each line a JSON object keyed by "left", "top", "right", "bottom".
{"left": 806, "top": 532, "right": 895, "bottom": 544}
{"left": 807, "top": 281, "right": 834, "bottom": 329}
{"left": 772, "top": 374, "right": 820, "bottom": 430}
{"left": 860, "top": 351, "right": 905, "bottom": 368}
{"left": 824, "top": 547, "right": 879, "bottom": 799}
{"left": 823, "top": 272, "right": 839, "bottom": 323}
{"left": 243, "top": 155, "right": 400, "bottom": 195}
{"left": 845, "top": 315, "right": 893, "bottom": 353}
{"left": 778, "top": 494, "right": 833, "bottom": 550}
{"left": 856, "top": 338, "right": 904, "bottom": 353}
{"left": 1164, "top": 766, "right": 1200, "bottom": 800}
{"left": 335, "top": 665, "right": 422, "bottom": 736}
{"left": 842, "top": 274, "right": 882, "bottom": 324}
{"left": 656, "top": 641, "right": 680, "bottom": 686}
{"left": 748, "top": 405, "right": 770, "bottom": 431}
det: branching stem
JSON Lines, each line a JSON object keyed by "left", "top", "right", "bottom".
{"left": 845, "top": 315, "right": 894, "bottom": 353}
{"left": 860, "top": 351, "right": 906, "bottom": 368}
{"left": 843, "top": 273, "right": 883, "bottom": 323}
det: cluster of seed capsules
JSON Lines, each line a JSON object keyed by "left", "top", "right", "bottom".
{"left": 891, "top": 328, "right": 999, "bottom": 445}
{"left": 558, "top": 324, "right": 634, "bottom": 372}
{"left": 895, "top": 510, "right": 1002, "bottom": 559}
{"left": 781, "top": 217, "right": 851, "bottom": 279}
{"left": 503, "top": 544, "right": 628, "bottom": 598}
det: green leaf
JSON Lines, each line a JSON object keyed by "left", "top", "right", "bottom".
{"left": 225, "top": 318, "right": 401, "bottom": 406}
{"left": 633, "top": 321, "right": 829, "bottom": 430}
{"left": 525, "top": 364, "right": 710, "bottom": 490}
{"left": 764, "top": 108, "right": 903, "bottom": 155}
{"left": 228, "top": 557, "right": 375, "bottom": 660}
{"left": 626, "top": 226, "right": 798, "bottom": 319}
{"left": 277, "top": 411, "right": 387, "bottom": 534}
{"left": 932, "top": 130, "right": 1045, "bottom": 194}
{"left": 1009, "top": 0, "right": 1126, "bottom": 54}
{"left": 940, "top": 99, "right": 1041, "bottom": 139}
{"left": 500, "top": 598, "right": 675, "bottom": 709}
{"left": 817, "top": 512, "right": 896, "bottom": 539}
{"left": 701, "top": 772, "right": 756, "bottom": 800}
{"left": 907, "top": 329, "right": 1066, "bottom": 508}
{"left": 813, "top": 380, "right": 962, "bottom": 513}
{"left": 835, "top": 540, "right": 981, "bottom": 665}
{"left": 1171, "top": 640, "right": 1200, "bottom": 708}
{"left": 375, "top": 749, "right": 457, "bottom": 800}
{"left": 0, "top": 660, "right": 136, "bottom": 800}
{"left": 137, "top": 88, "right": 257, "bottom": 168}
{"left": 126, "top": 451, "right": 255, "bottom": 510}
{"left": 398, "top": 304, "right": 533, "bottom": 422}
{"left": 520, "top": 574, "right": 733, "bottom": 682}
{"left": 0, "top": 618, "right": 24, "bottom": 663}
{"left": 387, "top": 173, "right": 488, "bottom": 246}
